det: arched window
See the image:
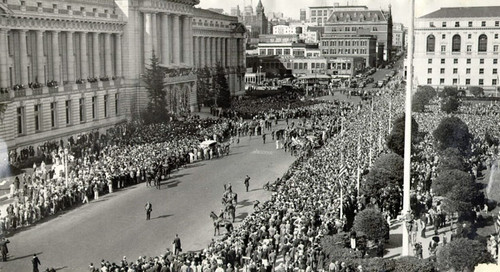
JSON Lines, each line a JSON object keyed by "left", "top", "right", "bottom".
{"left": 478, "top": 34, "right": 488, "bottom": 52}
{"left": 452, "top": 34, "right": 461, "bottom": 52}
{"left": 426, "top": 35, "right": 435, "bottom": 52}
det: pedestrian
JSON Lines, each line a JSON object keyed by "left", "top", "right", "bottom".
{"left": 173, "top": 234, "right": 182, "bottom": 255}
{"left": 0, "top": 238, "right": 9, "bottom": 262}
{"left": 145, "top": 201, "right": 152, "bottom": 221}
{"left": 244, "top": 175, "right": 250, "bottom": 192}
{"left": 32, "top": 254, "right": 41, "bottom": 272}
{"left": 262, "top": 134, "right": 266, "bottom": 144}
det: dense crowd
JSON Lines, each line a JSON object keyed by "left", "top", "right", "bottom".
{"left": 0, "top": 117, "right": 233, "bottom": 233}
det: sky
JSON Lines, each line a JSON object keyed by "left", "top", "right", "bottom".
{"left": 197, "top": 0, "right": 500, "bottom": 26}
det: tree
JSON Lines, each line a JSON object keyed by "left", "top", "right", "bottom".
{"left": 438, "top": 148, "right": 468, "bottom": 172}
{"left": 441, "top": 96, "right": 460, "bottom": 113}
{"left": 412, "top": 86, "right": 437, "bottom": 112}
{"left": 437, "top": 238, "right": 492, "bottom": 272}
{"left": 353, "top": 208, "right": 389, "bottom": 241}
{"left": 142, "top": 53, "right": 168, "bottom": 124}
{"left": 431, "top": 169, "right": 483, "bottom": 213}
{"left": 438, "top": 86, "right": 459, "bottom": 98}
{"left": 468, "top": 86, "right": 484, "bottom": 97}
{"left": 433, "top": 116, "right": 472, "bottom": 153}
{"left": 196, "top": 66, "right": 214, "bottom": 107}
{"left": 213, "top": 63, "right": 231, "bottom": 109}
{"left": 362, "top": 153, "right": 404, "bottom": 203}
{"left": 386, "top": 114, "right": 419, "bottom": 157}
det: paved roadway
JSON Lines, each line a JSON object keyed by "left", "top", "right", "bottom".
{"left": 0, "top": 128, "right": 296, "bottom": 271}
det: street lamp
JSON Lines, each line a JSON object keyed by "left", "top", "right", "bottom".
{"left": 64, "top": 148, "right": 69, "bottom": 187}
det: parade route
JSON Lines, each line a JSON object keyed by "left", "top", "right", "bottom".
{"left": 0, "top": 130, "right": 296, "bottom": 271}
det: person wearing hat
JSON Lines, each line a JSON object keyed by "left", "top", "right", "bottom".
{"left": 244, "top": 175, "right": 250, "bottom": 192}
{"left": 32, "top": 254, "right": 41, "bottom": 272}
{"left": 145, "top": 202, "right": 153, "bottom": 221}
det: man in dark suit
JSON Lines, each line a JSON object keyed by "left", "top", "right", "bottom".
{"left": 0, "top": 238, "right": 9, "bottom": 261}
{"left": 145, "top": 202, "right": 153, "bottom": 220}
{"left": 173, "top": 234, "right": 182, "bottom": 255}
{"left": 32, "top": 254, "right": 41, "bottom": 272}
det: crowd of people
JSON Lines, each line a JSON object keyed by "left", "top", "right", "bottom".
{"left": 0, "top": 117, "right": 234, "bottom": 233}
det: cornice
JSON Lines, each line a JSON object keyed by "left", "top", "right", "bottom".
{"left": 0, "top": 15, "right": 125, "bottom": 33}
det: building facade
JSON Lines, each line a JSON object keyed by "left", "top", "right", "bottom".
{"left": 392, "top": 22, "right": 405, "bottom": 50}
{"left": 0, "top": 0, "right": 245, "bottom": 151}
{"left": 414, "top": 6, "right": 500, "bottom": 89}
{"left": 319, "top": 34, "right": 377, "bottom": 68}
{"left": 323, "top": 6, "right": 393, "bottom": 62}
{"left": 241, "top": 0, "right": 268, "bottom": 39}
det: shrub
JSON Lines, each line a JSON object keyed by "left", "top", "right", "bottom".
{"left": 441, "top": 96, "right": 460, "bottom": 113}
{"left": 469, "top": 86, "right": 484, "bottom": 97}
{"left": 352, "top": 208, "right": 389, "bottom": 241}
{"left": 433, "top": 116, "right": 472, "bottom": 153}
{"left": 437, "top": 238, "right": 493, "bottom": 272}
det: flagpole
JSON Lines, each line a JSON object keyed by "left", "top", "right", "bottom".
{"left": 402, "top": 0, "right": 415, "bottom": 257}
{"left": 357, "top": 134, "right": 361, "bottom": 196}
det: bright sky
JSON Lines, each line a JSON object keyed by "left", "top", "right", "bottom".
{"left": 197, "top": 0, "right": 500, "bottom": 26}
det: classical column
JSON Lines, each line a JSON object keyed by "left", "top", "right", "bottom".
{"left": 193, "top": 36, "right": 199, "bottom": 68}
{"left": 182, "top": 15, "right": 191, "bottom": 65}
{"left": 19, "top": 30, "right": 28, "bottom": 85}
{"left": 52, "top": 31, "right": 61, "bottom": 83}
{"left": 211, "top": 37, "right": 216, "bottom": 67}
{"left": 161, "top": 13, "right": 170, "bottom": 66}
{"left": 200, "top": 36, "right": 205, "bottom": 67}
{"left": 66, "top": 31, "right": 75, "bottom": 83}
{"left": 151, "top": 13, "right": 158, "bottom": 56}
{"left": 0, "top": 29, "right": 8, "bottom": 88}
{"left": 36, "top": 30, "right": 45, "bottom": 84}
{"left": 189, "top": 16, "right": 194, "bottom": 66}
{"left": 80, "top": 32, "right": 88, "bottom": 80}
{"left": 206, "top": 37, "right": 211, "bottom": 67}
{"left": 144, "top": 12, "right": 153, "bottom": 65}
{"left": 115, "top": 34, "right": 122, "bottom": 77}
{"left": 92, "top": 32, "right": 100, "bottom": 77}
{"left": 104, "top": 33, "right": 112, "bottom": 77}
{"left": 172, "top": 14, "right": 181, "bottom": 65}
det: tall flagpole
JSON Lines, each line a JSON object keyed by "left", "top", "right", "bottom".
{"left": 402, "top": 0, "right": 415, "bottom": 257}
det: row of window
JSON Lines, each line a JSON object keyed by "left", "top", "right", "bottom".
{"left": 428, "top": 58, "right": 498, "bottom": 64}
{"left": 428, "top": 68, "right": 498, "bottom": 74}
{"left": 426, "top": 34, "right": 495, "bottom": 52}
{"left": 429, "top": 20, "right": 500, "bottom": 28}
{"left": 16, "top": 94, "right": 119, "bottom": 135}
{"left": 321, "top": 48, "right": 368, "bottom": 55}
{"left": 321, "top": 40, "right": 369, "bottom": 47}
{"left": 427, "top": 78, "right": 498, "bottom": 86}
{"left": 328, "top": 26, "right": 378, "bottom": 32}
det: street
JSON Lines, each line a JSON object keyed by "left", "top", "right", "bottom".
{"left": 0, "top": 129, "right": 296, "bottom": 271}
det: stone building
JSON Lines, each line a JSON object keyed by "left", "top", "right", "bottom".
{"left": 0, "top": 0, "right": 245, "bottom": 151}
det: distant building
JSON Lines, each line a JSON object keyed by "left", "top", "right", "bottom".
{"left": 393, "top": 23, "right": 406, "bottom": 50}
{"left": 323, "top": 5, "right": 393, "bottom": 62}
{"left": 242, "top": 0, "right": 269, "bottom": 38}
{"left": 414, "top": 6, "right": 500, "bottom": 89}
{"left": 207, "top": 8, "right": 224, "bottom": 15}
{"left": 320, "top": 34, "right": 377, "bottom": 69}
{"left": 230, "top": 5, "right": 241, "bottom": 18}
{"left": 257, "top": 42, "right": 320, "bottom": 58}
{"left": 272, "top": 24, "right": 319, "bottom": 43}
{"left": 309, "top": 4, "right": 367, "bottom": 26}
{"left": 300, "top": 9, "right": 307, "bottom": 22}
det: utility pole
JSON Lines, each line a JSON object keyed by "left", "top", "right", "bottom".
{"left": 402, "top": 0, "right": 415, "bottom": 257}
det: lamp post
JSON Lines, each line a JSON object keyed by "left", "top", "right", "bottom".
{"left": 64, "top": 148, "right": 69, "bottom": 187}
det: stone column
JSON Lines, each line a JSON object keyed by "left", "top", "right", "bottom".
{"left": 193, "top": 36, "right": 199, "bottom": 68}
{"left": 19, "top": 30, "right": 28, "bottom": 85}
{"left": 221, "top": 38, "right": 226, "bottom": 68}
{"left": 161, "top": 13, "right": 170, "bottom": 66}
{"left": 144, "top": 12, "right": 153, "bottom": 65}
{"left": 212, "top": 37, "right": 216, "bottom": 67}
{"left": 92, "top": 32, "right": 100, "bottom": 77}
{"left": 152, "top": 13, "right": 158, "bottom": 56}
{"left": 172, "top": 14, "right": 181, "bottom": 65}
{"left": 200, "top": 37, "right": 205, "bottom": 67}
{"left": 80, "top": 32, "right": 88, "bottom": 80}
{"left": 36, "top": 30, "right": 45, "bottom": 84}
{"left": 104, "top": 33, "right": 112, "bottom": 77}
{"left": 0, "top": 29, "right": 8, "bottom": 88}
{"left": 66, "top": 31, "right": 75, "bottom": 83}
{"left": 52, "top": 31, "right": 61, "bottom": 83}
{"left": 183, "top": 15, "right": 191, "bottom": 65}
{"left": 115, "top": 34, "right": 122, "bottom": 77}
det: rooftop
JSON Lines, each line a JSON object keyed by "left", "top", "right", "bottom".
{"left": 420, "top": 6, "right": 500, "bottom": 19}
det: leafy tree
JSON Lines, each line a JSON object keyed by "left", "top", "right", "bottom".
{"left": 439, "top": 86, "right": 459, "bottom": 98}
{"left": 412, "top": 86, "right": 437, "bottom": 112}
{"left": 353, "top": 208, "right": 389, "bottom": 241}
{"left": 437, "top": 238, "right": 492, "bottom": 272}
{"left": 386, "top": 114, "right": 419, "bottom": 157}
{"left": 142, "top": 53, "right": 168, "bottom": 124}
{"left": 433, "top": 116, "right": 472, "bottom": 153}
{"left": 213, "top": 63, "right": 231, "bottom": 109}
{"left": 362, "top": 153, "right": 404, "bottom": 203}
{"left": 441, "top": 96, "right": 460, "bottom": 113}
{"left": 438, "top": 148, "right": 468, "bottom": 172}
{"left": 468, "top": 86, "right": 484, "bottom": 97}
{"left": 431, "top": 169, "right": 483, "bottom": 213}
{"left": 196, "top": 66, "right": 214, "bottom": 106}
